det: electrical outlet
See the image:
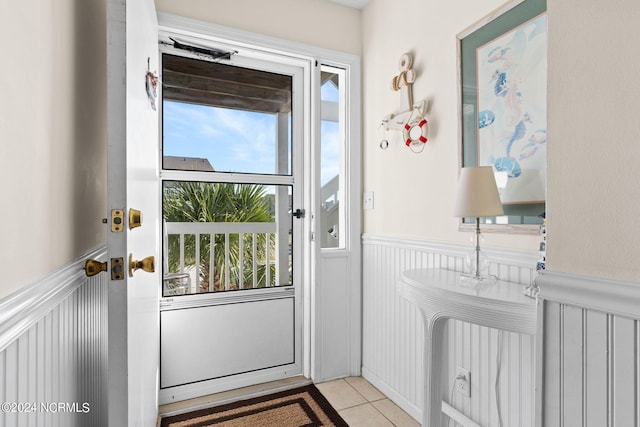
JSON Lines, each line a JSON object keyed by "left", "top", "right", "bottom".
{"left": 456, "top": 367, "right": 471, "bottom": 398}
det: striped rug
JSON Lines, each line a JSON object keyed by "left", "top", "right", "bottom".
{"left": 160, "top": 384, "right": 348, "bottom": 427}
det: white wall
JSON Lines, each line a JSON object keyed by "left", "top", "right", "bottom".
{"left": 361, "top": 0, "right": 538, "bottom": 251}
{"left": 546, "top": 0, "right": 640, "bottom": 282}
{"left": 154, "top": 0, "right": 362, "bottom": 55}
{"left": 0, "top": 0, "right": 107, "bottom": 299}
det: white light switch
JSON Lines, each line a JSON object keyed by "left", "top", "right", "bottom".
{"left": 363, "top": 191, "right": 374, "bottom": 210}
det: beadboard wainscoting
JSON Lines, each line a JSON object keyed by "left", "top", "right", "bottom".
{"left": 362, "top": 235, "right": 539, "bottom": 426}
{"left": 536, "top": 271, "right": 640, "bottom": 427}
{"left": 0, "top": 247, "right": 108, "bottom": 427}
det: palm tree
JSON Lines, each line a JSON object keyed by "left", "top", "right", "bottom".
{"left": 163, "top": 181, "right": 276, "bottom": 293}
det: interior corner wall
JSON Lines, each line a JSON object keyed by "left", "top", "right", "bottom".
{"left": 546, "top": 0, "right": 640, "bottom": 282}
{"left": 0, "top": 0, "right": 107, "bottom": 299}
{"left": 361, "top": 0, "right": 538, "bottom": 251}
{"left": 153, "top": 0, "right": 362, "bottom": 56}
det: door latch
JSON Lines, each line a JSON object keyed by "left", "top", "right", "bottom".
{"left": 111, "top": 209, "right": 124, "bottom": 232}
{"left": 292, "top": 208, "right": 305, "bottom": 219}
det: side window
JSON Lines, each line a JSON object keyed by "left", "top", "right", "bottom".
{"left": 320, "top": 66, "right": 345, "bottom": 249}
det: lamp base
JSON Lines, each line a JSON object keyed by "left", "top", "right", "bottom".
{"left": 459, "top": 273, "right": 498, "bottom": 289}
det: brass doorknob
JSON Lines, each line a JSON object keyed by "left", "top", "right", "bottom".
{"left": 84, "top": 259, "right": 108, "bottom": 277}
{"left": 128, "top": 254, "right": 155, "bottom": 277}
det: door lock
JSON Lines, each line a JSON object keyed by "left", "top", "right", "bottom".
{"left": 129, "top": 208, "right": 142, "bottom": 230}
{"left": 292, "top": 208, "right": 305, "bottom": 219}
{"left": 128, "top": 254, "right": 155, "bottom": 277}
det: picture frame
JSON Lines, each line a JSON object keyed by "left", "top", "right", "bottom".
{"left": 457, "top": 0, "right": 547, "bottom": 233}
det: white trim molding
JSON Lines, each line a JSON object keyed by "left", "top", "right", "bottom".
{"left": 0, "top": 246, "right": 107, "bottom": 353}
{"left": 157, "top": 12, "right": 360, "bottom": 66}
{"left": 537, "top": 270, "right": 640, "bottom": 319}
{"left": 363, "top": 234, "right": 539, "bottom": 271}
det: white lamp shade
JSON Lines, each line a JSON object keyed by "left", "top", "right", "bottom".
{"left": 453, "top": 166, "right": 505, "bottom": 218}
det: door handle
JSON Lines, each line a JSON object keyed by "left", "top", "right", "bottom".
{"left": 128, "top": 254, "right": 155, "bottom": 277}
{"left": 84, "top": 259, "right": 108, "bottom": 277}
{"left": 291, "top": 208, "right": 305, "bottom": 219}
{"left": 84, "top": 257, "right": 125, "bottom": 280}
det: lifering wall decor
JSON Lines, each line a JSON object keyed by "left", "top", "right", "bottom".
{"left": 380, "top": 52, "right": 429, "bottom": 153}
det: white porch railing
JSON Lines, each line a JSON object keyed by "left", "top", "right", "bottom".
{"left": 164, "top": 222, "right": 279, "bottom": 294}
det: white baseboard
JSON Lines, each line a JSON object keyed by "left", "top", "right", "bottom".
{"left": 362, "top": 367, "right": 422, "bottom": 423}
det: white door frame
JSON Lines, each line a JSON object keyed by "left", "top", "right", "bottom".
{"left": 157, "top": 12, "right": 362, "bottom": 386}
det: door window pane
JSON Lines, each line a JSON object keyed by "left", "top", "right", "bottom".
{"left": 162, "top": 181, "right": 293, "bottom": 296}
{"left": 162, "top": 54, "right": 292, "bottom": 175}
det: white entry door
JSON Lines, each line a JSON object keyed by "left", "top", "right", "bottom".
{"left": 106, "top": 0, "right": 160, "bottom": 425}
{"left": 156, "top": 37, "right": 307, "bottom": 404}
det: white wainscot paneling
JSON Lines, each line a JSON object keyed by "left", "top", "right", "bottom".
{"left": 0, "top": 247, "right": 108, "bottom": 427}
{"left": 537, "top": 272, "right": 640, "bottom": 427}
{"left": 362, "top": 235, "right": 538, "bottom": 426}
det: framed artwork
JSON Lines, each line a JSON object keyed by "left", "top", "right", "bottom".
{"left": 459, "top": 0, "right": 547, "bottom": 229}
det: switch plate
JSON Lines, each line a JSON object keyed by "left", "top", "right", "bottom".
{"left": 363, "top": 191, "right": 375, "bottom": 210}
{"left": 456, "top": 367, "right": 471, "bottom": 397}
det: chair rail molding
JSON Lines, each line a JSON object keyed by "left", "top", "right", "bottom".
{"left": 537, "top": 270, "right": 640, "bottom": 319}
{"left": 0, "top": 245, "right": 107, "bottom": 352}
{"left": 362, "top": 234, "right": 539, "bottom": 269}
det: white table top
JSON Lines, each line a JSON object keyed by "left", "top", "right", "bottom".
{"left": 399, "top": 268, "right": 537, "bottom": 335}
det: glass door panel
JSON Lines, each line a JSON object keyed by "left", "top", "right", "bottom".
{"left": 162, "top": 181, "right": 293, "bottom": 296}
{"left": 162, "top": 53, "right": 292, "bottom": 176}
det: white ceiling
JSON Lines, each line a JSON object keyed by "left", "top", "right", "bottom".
{"left": 326, "top": 0, "right": 370, "bottom": 9}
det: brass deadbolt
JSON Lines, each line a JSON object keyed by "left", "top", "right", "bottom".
{"left": 84, "top": 259, "right": 108, "bottom": 277}
{"left": 129, "top": 208, "right": 143, "bottom": 230}
{"left": 128, "top": 254, "right": 155, "bottom": 277}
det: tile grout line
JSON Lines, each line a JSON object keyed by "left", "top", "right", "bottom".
{"left": 338, "top": 378, "right": 400, "bottom": 426}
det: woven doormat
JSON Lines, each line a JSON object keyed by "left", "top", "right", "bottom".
{"left": 160, "top": 384, "right": 348, "bottom": 427}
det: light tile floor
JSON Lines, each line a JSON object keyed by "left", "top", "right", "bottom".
{"left": 316, "top": 377, "right": 420, "bottom": 427}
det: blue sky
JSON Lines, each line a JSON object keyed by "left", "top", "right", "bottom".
{"left": 163, "top": 80, "right": 340, "bottom": 186}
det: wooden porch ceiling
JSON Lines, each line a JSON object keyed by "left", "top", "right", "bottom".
{"left": 162, "top": 54, "right": 293, "bottom": 114}
{"left": 162, "top": 54, "right": 338, "bottom": 114}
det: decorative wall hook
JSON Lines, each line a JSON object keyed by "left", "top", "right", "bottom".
{"left": 380, "top": 53, "right": 430, "bottom": 152}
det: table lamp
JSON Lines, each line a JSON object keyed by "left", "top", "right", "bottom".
{"left": 453, "top": 166, "right": 504, "bottom": 283}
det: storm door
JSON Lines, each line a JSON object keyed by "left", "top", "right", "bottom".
{"left": 157, "top": 45, "right": 305, "bottom": 404}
